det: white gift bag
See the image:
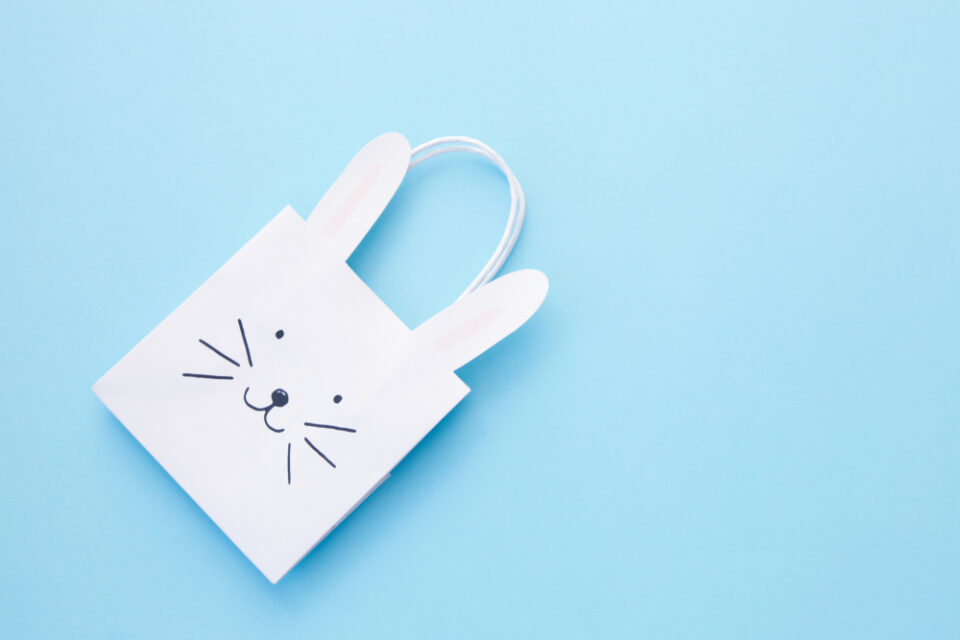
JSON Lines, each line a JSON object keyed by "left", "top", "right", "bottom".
{"left": 93, "top": 133, "right": 548, "bottom": 583}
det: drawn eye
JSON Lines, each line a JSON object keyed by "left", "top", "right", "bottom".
{"left": 275, "top": 330, "right": 284, "bottom": 339}
{"left": 333, "top": 394, "right": 342, "bottom": 404}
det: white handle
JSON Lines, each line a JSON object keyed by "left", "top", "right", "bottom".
{"left": 409, "top": 136, "right": 527, "bottom": 300}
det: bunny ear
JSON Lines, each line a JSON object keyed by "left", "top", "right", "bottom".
{"left": 413, "top": 270, "right": 549, "bottom": 371}
{"left": 308, "top": 132, "right": 411, "bottom": 261}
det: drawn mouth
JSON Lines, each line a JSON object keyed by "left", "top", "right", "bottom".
{"left": 243, "top": 387, "right": 286, "bottom": 433}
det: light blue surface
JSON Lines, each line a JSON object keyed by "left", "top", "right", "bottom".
{"left": 1, "top": 1, "right": 958, "bottom": 637}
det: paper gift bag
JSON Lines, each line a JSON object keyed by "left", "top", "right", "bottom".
{"left": 93, "top": 133, "right": 548, "bottom": 583}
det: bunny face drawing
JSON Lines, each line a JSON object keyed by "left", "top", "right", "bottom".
{"left": 93, "top": 133, "right": 547, "bottom": 583}
{"left": 183, "top": 317, "right": 358, "bottom": 484}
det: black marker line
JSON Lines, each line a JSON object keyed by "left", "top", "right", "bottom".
{"left": 304, "top": 422, "right": 357, "bottom": 433}
{"left": 238, "top": 318, "right": 252, "bottom": 367}
{"left": 303, "top": 437, "right": 336, "bottom": 468}
{"left": 287, "top": 442, "right": 292, "bottom": 485}
{"left": 198, "top": 339, "right": 241, "bottom": 367}
{"left": 243, "top": 387, "right": 270, "bottom": 411}
{"left": 261, "top": 408, "right": 285, "bottom": 433}
{"left": 182, "top": 373, "right": 234, "bottom": 380}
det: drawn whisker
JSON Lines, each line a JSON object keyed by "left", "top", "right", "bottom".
{"left": 304, "top": 422, "right": 356, "bottom": 433}
{"left": 182, "top": 373, "right": 234, "bottom": 380}
{"left": 287, "top": 443, "right": 292, "bottom": 485}
{"left": 303, "top": 437, "right": 336, "bottom": 468}
{"left": 199, "top": 339, "right": 240, "bottom": 367}
{"left": 237, "top": 318, "right": 253, "bottom": 367}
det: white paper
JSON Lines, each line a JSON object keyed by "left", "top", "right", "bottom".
{"left": 93, "top": 133, "right": 548, "bottom": 583}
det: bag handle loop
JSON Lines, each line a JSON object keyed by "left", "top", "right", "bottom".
{"left": 409, "top": 137, "right": 526, "bottom": 301}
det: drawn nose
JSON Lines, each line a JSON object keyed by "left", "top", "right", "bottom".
{"left": 271, "top": 388, "right": 289, "bottom": 407}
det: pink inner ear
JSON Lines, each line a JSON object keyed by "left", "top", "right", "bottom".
{"left": 435, "top": 307, "right": 501, "bottom": 351}
{"left": 322, "top": 163, "right": 382, "bottom": 237}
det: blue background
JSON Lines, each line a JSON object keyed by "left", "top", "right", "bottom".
{"left": 1, "top": 1, "right": 958, "bottom": 637}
